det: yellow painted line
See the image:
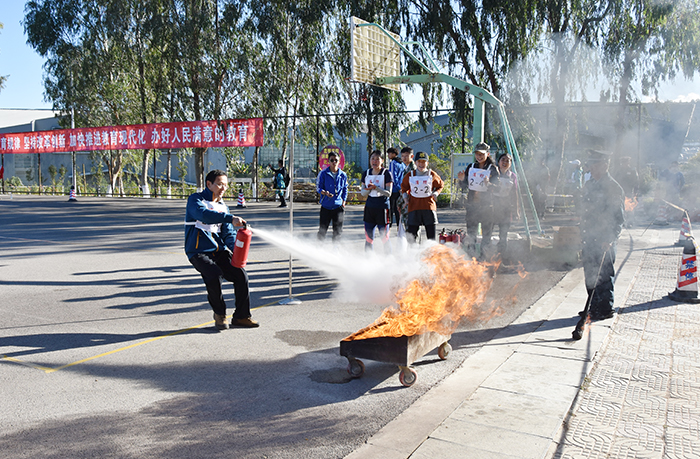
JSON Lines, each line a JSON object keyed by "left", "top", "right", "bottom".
{"left": 2, "top": 282, "right": 337, "bottom": 373}
{"left": 1, "top": 355, "right": 55, "bottom": 372}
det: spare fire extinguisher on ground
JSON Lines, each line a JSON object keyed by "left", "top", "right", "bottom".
{"left": 231, "top": 224, "right": 252, "bottom": 268}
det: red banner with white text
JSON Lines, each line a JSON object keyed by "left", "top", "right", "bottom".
{"left": 0, "top": 118, "right": 263, "bottom": 154}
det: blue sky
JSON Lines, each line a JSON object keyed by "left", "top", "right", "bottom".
{"left": 0, "top": 2, "right": 697, "bottom": 111}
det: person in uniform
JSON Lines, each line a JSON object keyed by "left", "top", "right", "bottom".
{"left": 579, "top": 149, "right": 625, "bottom": 321}
{"left": 458, "top": 142, "right": 499, "bottom": 259}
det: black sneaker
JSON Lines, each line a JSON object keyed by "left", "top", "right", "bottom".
{"left": 590, "top": 310, "right": 615, "bottom": 321}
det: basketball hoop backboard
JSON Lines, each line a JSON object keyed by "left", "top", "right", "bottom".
{"left": 350, "top": 16, "right": 401, "bottom": 91}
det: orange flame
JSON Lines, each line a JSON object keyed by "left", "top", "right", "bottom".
{"left": 625, "top": 197, "right": 638, "bottom": 212}
{"left": 346, "top": 245, "right": 500, "bottom": 340}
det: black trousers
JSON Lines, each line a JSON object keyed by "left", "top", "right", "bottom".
{"left": 318, "top": 206, "right": 344, "bottom": 241}
{"left": 189, "top": 251, "right": 251, "bottom": 319}
{"left": 390, "top": 191, "right": 401, "bottom": 227}
{"left": 582, "top": 242, "right": 616, "bottom": 317}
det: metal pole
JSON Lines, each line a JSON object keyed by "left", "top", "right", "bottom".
{"left": 71, "top": 108, "right": 77, "bottom": 193}
{"left": 153, "top": 149, "right": 157, "bottom": 198}
{"left": 280, "top": 121, "right": 301, "bottom": 305}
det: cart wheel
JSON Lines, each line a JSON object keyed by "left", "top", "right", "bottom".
{"left": 347, "top": 359, "right": 365, "bottom": 378}
{"left": 399, "top": 367, "right": 417, "bottom": 387}
{"left": 438, "top": 342, "right": 452, "bottom": 360}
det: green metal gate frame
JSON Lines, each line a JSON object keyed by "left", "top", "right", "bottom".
{"left": 355, "top": 21, "right": 543, "bottom": 239}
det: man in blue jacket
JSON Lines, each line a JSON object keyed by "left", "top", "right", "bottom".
{"left": 316, "top": 151, "right": 348, "bottom": 242}
{"left": 185, "top": 169, "right": 259, "bottom": 330}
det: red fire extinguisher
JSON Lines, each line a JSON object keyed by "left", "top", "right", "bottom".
{"left": 439, "top": 228, "right": 447, "bottom": 244}
{"left": 231, "top": 224, "right": 252, "bottom": 268}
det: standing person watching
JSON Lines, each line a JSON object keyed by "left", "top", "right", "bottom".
{"left": 268, "top": 159, "right": 288, "bottom": 208}
{"left": 579, "top": 149, "right": 625, "bottom": 322}
{"left": 458, "top": 142, "right": 499, "bottom": 259}
{"left": 396, "top": 146, "right": 416, "bottom": 244}
{"left": 493, "top": 153, "right": 520, "bottom": 261}
{"left": 400, "top": 151, "right": 444, "bottom": 243}
{"left": 387, "top": 147, "right": 405, "bottom": 229}
{"left": 316, "top": 151, "right": 348, "bottom": 242}
{"left": 185, "top": 170, "right": 259, "bottom": 330}
{"left": 361, "top": 150, "right": 393, "bottom": 251}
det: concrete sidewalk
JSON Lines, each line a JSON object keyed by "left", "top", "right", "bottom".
{"left": 347, "top": 224, "right": 694, "bottom": 459}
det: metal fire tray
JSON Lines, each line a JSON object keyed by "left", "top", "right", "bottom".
{"left": 339, "top": 331, "right": 452, "bottom": 387}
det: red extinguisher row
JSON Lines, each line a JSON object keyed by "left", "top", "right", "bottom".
{"left": 439, "top": 228, "right": 465, "bottom": 245}
{"left": 231, "top": 224, "right": 252, "bottom": 268}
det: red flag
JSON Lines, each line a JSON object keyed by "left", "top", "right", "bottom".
{"left": 0, "top": 166, "right": 4, "bottom": 179}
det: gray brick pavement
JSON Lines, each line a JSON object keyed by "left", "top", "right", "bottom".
{"left": 548, "top": 248, "right": 700, "bottom": 459}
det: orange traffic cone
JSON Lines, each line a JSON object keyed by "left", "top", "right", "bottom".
{"left": 236, "top": 189, "right": 247, "bottom": 208}
{"left": 68, "top": 186, "right": 78, "bottom": 202}
{"left": 668, "top": 236, "right": 700, "bottom": 303}
{"left": 653, "top": 201, "right": 668, "bottom": 225}
{"left": 675, "top": 212, "right": 693, "bottom": 246}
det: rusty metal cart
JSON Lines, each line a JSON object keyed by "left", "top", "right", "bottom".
{"left": 339, "top": 331, "right": 452, "bottom": 387}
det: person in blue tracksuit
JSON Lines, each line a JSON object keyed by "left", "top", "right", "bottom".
{"left": 185, "top": 169, "right": 259, "bottom": 330}
{"left": 387, "top": 147, "right": 405, "bottom": 228}
{"left": 316, "top": 151, "right": 349, "bottom": 242}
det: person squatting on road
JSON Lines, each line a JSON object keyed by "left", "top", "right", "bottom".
{"left": 458, "top": 142, "right": 500, "bottom": 260}
{"left": 361, "top": 150, "right": 393, "bottom": 252}
{"left": 316, "top": 151, "right": 348, "bottom": 242}
{"left": 387, "top": 147, "right": 406, "bottom": 229}
{"left": 580, "top": 149, "right": 625, "bottom": 321}
{"left": 185, "top": 169, "right": 259, "bottom": 330}
{"left": 400, "top": 151, "right": 444, "bottom": 243}
{"left": 493, "top": 153, "right": 520, "bottom": 261}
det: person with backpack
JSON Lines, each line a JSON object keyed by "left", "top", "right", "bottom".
{"left": 268, "top": 159, "right": 288, "bottom": 208}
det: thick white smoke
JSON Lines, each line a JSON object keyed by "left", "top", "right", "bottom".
{"left": 250, "top": 227, "right": 440, "bottom": 304}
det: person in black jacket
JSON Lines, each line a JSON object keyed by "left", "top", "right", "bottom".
{"left": 579, "top": 150, "right": 625, "bottom": 321}
{"left": 458, "top": 142, "right": 499, "bottom": 259}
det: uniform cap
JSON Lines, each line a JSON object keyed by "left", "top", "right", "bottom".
{"left": 415, "top": 151, "right": 429, "bottom": 161}
{"left": 474, "top": 142, "right": 490, "bottom": 154}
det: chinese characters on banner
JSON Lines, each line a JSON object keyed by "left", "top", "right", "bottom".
{"left": 0, "top": 118, "right": 264, "bottom": 154}
{"left": 319, "top": 145, "right": 346, "bottom": 170}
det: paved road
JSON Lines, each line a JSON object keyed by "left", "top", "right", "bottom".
{"left": 0, "top": 196, "right": 568, "bottom": 458}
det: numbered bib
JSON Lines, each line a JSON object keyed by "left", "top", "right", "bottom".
{"left": 409, "top": 175, "right": 432, "bottom": 198}
{"left": 365, "top": 174, "right": 384, "bottom": 197}
{"left": 468, "top": 168, "right": 490, "bottom": 192}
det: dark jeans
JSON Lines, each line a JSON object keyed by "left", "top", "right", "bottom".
{"left": 582, "top": 242, "right": 616, "bottom": 317}
{"left": 466, "top": 204, "right": 494, "bottom": 257}
{"left": 390, "top": 191, "right": 401, "bottom": 227}
{"left": 277, "top": 189, "right": 286, "bottom": 206}
{"left": 189, "top": 251, "right": 251, "bottom": 319}
{"left": 496, "top": 221, "right": 510, "bottom": 255}
{"left": 407, "top": 224, "right": 436, "bottom": 242}
{"left": 318, "top": 206, "right": 344, "bottom": 241}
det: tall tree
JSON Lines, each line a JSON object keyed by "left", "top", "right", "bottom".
{"left": 602, "top": 0, "right": 674, "bottom": 156}
{"left": 533, "top": 0, "right": 611, "bottom": 189}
